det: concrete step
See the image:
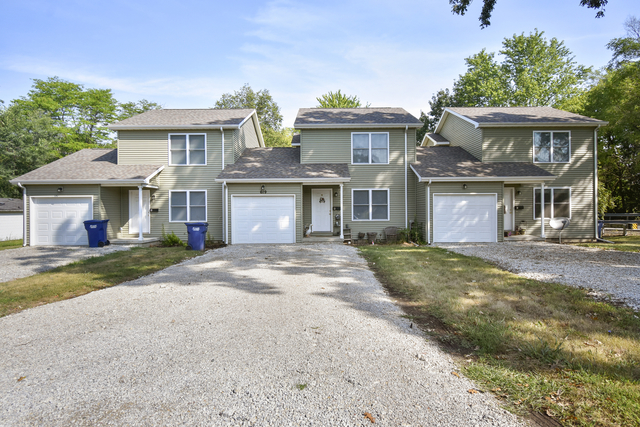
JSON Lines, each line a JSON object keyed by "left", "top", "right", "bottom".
{"left": 302, "top": 236, "right": 343, "bottom": 244}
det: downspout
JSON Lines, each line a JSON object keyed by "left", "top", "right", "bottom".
{"left": 220, "top": 127, "right": 225, "bottom": 170}
{"left": 427, "top": 179, "right": 431, "bottom": 244}
{"left": 138, "top": 185, "right": 144, "bottom": 241}
{"left": 404, "top": 125, "right": 408, "bottom": 229}
{"left": 340, "top": 184, "right": 344, "bottom": 239}
{"left": 223, "top": 181, "right": 229, "bottom": 244}
{"left": 17, "top": 182, "right": 27, "bottom": 246}
{"left": 540, "top": 182, "right": 546, "bottom": 239}
{"left": 594, "top": 126, "right": 599, "bottom": 239}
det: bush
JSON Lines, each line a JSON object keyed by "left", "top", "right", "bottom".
{"left": 161, "top": 231, "right": 185, "bottom": 247}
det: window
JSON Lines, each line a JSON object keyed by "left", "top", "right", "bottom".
{"left": 352, "top": 133, "right": 389, "bottom": 164}
{"left": 170, "top": 190, "right": 207, "bottom": 222}
{"left": 534, "top": 188, "right": 571, "bottom": 219}
{"left": 352, "top": 189, "right": 389, "bottom": 221}
{"left": 169, "top": 134, "right": 206, "bottom": 165}
{"left": 533, "top": 131, "right": 570, "bottom": 163}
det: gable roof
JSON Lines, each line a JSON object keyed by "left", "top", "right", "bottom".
{"left": 436, "top": 107, "right": 607, "bottom": 132}
{"left": 10, "top": 149, "right": 164, "bottom": 186}
{"left": 215, "top": 147, "right": 350, "bottom": 182}
{"left": 0, "top": 198, "right": 23, "bottom": 212}
{"left": 294, "top": 108, "right": 423, "bottom": 128}
{"left": 411, "top": 146, "right": 555, "bottom": 183}
{"left": 109, "top": 109, "right": 257, "bottom": 129}
{"left": 425, "top": 133, "right": 450, "bottom": 145}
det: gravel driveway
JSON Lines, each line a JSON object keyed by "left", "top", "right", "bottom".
{"left": 0, "top": 246, "right": 131, "bottom": 283}
{"left": 438, "top": 242, "right": 640, "bottom": 311}
{"left": 0, "top": 244, "right": 523, "bottom": 426}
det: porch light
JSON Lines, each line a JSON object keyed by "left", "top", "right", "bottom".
{"left": 260, "top": 185, "right": 267, "bottom": 194}
{"left": 334, "top": 191, "right": 339, "bottom": 198}
{"left": 57, "top": 186, "right": 64, "bottom": 193}
{"left": 517, "top": 190, "right": 522, "bottom": 195}
{"left": 462, "top": 184, "right": 468, "bottom": 190}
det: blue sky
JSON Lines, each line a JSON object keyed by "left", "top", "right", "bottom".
{"left": 0, "top": 0, "right": 637, "bottom": 127}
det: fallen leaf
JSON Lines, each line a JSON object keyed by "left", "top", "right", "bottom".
{"left": 364, "top": 412, "right": 375, "bottom": 423}
{"left": 468, "top": 389, "right": 479, "bottom": 394}
{"left": 491, "top": 387, "right": 501, "bottom": 392}
{"left": 17, "top": 376, "right": 26, "bottom": 382}
{"left": 451, "top": 371, "right": 460, "bottom": 378}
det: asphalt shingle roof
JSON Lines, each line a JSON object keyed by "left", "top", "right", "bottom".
{"left": 10, "top": 149, "right": 163, "bottom": 183}
{"left": 0, "top": 198, "right": 23, "bottom": 212}
{"left": 426, "top": 133, "right": 449, "bottom": 144}
{"left": 411, "top": 146, "right": 555, "bottom": 179}
{"left": 216, "top": 148, "right": 350, "bottom": 181}
{"left": 109, "top": 109, "right": 255, "bottom": 128}
{"left": 447, "top": 107, "right": 606, "bottom": 126}
{"left": 291, "top": 134, "right": 301, "bottom": 145}
{"left": 294, "top": 108, "right": 423, "bottom": 128}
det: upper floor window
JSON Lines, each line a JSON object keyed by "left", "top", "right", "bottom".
{"left": 352, "top": 133, "right": 389, "bottom": 164}
{"left": 534, "top": 187, "right": 571, "bottom": 219}
{"left": 169, "top": 134, "right": 206, "bottom": 165}
{"left": 533, "top": 131, "right": 570, "bottom": 163}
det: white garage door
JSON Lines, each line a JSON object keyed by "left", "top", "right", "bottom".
{"left": 231, "top": 196, "right": 295, "bottom": 244}
{"left": 433, "top": 194, "right": 497, "bottom": 243}
{"left": 32, "top": 198, "right": 92, "bottom": 245}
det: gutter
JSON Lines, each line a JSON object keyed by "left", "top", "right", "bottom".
{"left": 427, "top": 179, "right": 431, "bottom": 244}
{"left": 404, "top": 125, "right": 408, "bottom": 229}
{"left": 594, "top": 126, "right": 600, "bottom": 240}
{"left": 214, "top": 178, "right": 351, "bottom": 183}
{"left": 17, "top": 182, "right": 26, "bottom": 247}
{"left": 294, "top": 123, "right": 423, "bottom": 129}
{"left": 220, "top": 127, "right": 225, "bottom": 170}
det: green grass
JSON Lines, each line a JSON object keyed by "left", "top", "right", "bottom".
{"left": 361, "top": 245, "right": 640, "bottom": 427}
{"left": 0, "top": 239, "right": 23, "bottom": 251}
{"left": 0, "top": 246, "right": 203, "bottom": 317}
{"left": 574, "top": 235, "right": 640, "bottom": 252}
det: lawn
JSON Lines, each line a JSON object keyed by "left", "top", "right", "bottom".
{"left": 0, "top": 246, "right": 203, "bottom": 318}
{"left": 360, "top": 245, "right": 640, "bottom": 427}
{"left": 0, "top": 239, "right": 23, "bottom": 251}
{"left": 574, "top": 235, "right": 640, "bottom": 253}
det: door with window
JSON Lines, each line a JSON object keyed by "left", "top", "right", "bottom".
{"left": 129, "top": 190, "right": 150, "bottom": 234}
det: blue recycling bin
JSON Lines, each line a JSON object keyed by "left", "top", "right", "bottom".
{"left": 185, "top": 222, "right": 208, "bottom": 251}
{"left": 83, "top": 219, "right": 110, "bottom": 247}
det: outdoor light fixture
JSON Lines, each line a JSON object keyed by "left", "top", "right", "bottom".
{"left": 462, "top": 184, "right": 468, "bottom": 189}
{"left": 57, "top": 186, "right": 64, "bottom": 193}
{"left": 334, "top": 191, "right": 339, "bottom": 198}
{"left": 260, "top": 185, "right": 267, "bottom": 194}
{"left": 517, "top": 190, "right": 522, "bottom": 195}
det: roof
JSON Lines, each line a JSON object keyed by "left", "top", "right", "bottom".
{"left": 291, "top": 134, "right": 301, "bottom": 146}
{"left": 440, "top": 107, "right": 607, "bottom": 131}
{"left": 425, "top": 133, "right": 449, "bottom": 144}
{"left": 216, "top": 148, "right": 350, "bottom": 182}
{"left": 294, "top": 108, "right": 423, "bottom": 128}
{"left": 411, "top": 146, "right": 555, "bottom": 183}
{"left": 0, "top": 198, "right": 23, "bottom": 212}
{"left": 109, "top": 109, "right": 256, "bottom": 129}
{"left": 10, "top": 149, "right": 163, "bottom": 185}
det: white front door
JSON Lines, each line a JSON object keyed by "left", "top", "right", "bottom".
{"left": 32, "top": 197, "right": 92, "bottom": 245}
{"left": 311, "top": 188, "right": 332, "bottom": 232}
{"left": 129, "top": 190, "right": 150, "bottom": 234}
{"left": 504, "top": 187, "right": 515, "bottom": 231}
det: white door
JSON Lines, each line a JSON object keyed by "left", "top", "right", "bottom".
{"left": 433, "top": 194, "right": 497, "bottom": 243}
{"left": 504, "top": 187, "right": 514, "bottom": 231}
{"left": 129, "top": 190, "right": 150, "bottom": 234}
{"left": 32, "top": 197, "right": 92, "bottom": 245}
{"left": 311, "top": 188, "right": 332, "bottom": 232}
{"left": 232, "top": 196, "right": 295, "bottom": 244}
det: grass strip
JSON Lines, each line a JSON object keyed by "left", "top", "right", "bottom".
{"left": 0, "top": 239, "right": 23, "bottom": 251}
{"left": 573, "top": 235, "right": 640, "bottom": 253}
{"left": 360, "top": 245, "right": 640, "bottom": 427}
{"left": 0, "top": 246, "right": 202, "bottom": 317}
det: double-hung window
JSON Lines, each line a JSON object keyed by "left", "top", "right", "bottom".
{"left": 352, "top": 133, "right": 389, "bottom": 164}
{"left": 533, "top": 131, "right": 570, "bottom": 163}
{"left": 170, "top": 190, "right": 207, "bottom": 222}
{"left": 169, "top": 134, "right": 206, "bottom": 165}
{"left": 534, "top": 188, "right": 571, "bottom": 219}
{"left": 352, "top": 189, "right": 389, "bottom": 221}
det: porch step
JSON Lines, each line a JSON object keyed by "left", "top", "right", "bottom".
{"left": 110, "top": 237, "right": 161, "bottom": 247}
{"left": 302, "top": 236, "right": 343, "bottom": 244}
{"left": 504, "top": 235, "right": 545, "bottom": 242}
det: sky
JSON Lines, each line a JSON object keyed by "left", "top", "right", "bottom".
{"left": 0, "top": 0, "right": 637, "bottom": 127}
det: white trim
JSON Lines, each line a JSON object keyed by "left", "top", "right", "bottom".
{"left": 215, "top": 178, "right": 351, "bottom": 183}
{"left": 29, "top": 196, "right": 94, "bottom": 246}
{"left": 594, "top": 127, "right": 599, "bottom": 238}
{"left": 230, "top": 194, "right": 296, "bottom": 244}
{"left": 425, "top": 134, "right": 450, "bottom": 146}
{"left": 108, "top": 124, "right": 243, "bottom": 130}
{"left": 404, "top": 125, "right": 408, "bottom": 229}
{"left": 533, "top": 131, "right": 571, "bottom": 164}
{"left": 427, "top": 180, "right": 431, "bottom": 244}
{"left": 432, "top": 193, "right": 498, "bottom": 243}
{"left": 479, "top": 122, "right": 606, "bottom": 128}
{"left": 168, "top": 133, "right": 208, "bottom": 166}
{"left": 533, "top": 186, "right": 572, "bottom": 220}
{"left": 17, "top": 182, "right": 26, "bottom": 246}
{"left": 351, "top": 188, "right": 390, "bottom": 222}
{"left": 351, "top": 132, "right": 390, "bottom": 165}
{"left": 410, "top": 164, "right": 556, "bottom": 184}
{"left": 224, "top": 182, "right": 229, "bottom": 244}
{"left": 238, "top": 110, "right": 255, "bottom": 128}
{"left": 435, "top": 109, "right": 480, "bottom": 133}
{"left": 220, "top": 127, "right": 225, "bottom": 170}
{"left": 311, "top": 188, "right": 333, "bottom": 232}
{"left": 504, "top": 187, "right": 515, "bottom": 231}
{"left": 295, "top": 123, "right": 422, "bottom": 129}
{"left": 11, "top": 173, "right": 164, "bottom": 187}
{"left": 128, "top": 188, "right": 151, "bottom": 236}
{"left": 340, "top": 184, "right": 344, "bottom": 239}
{"left": 169, "top": 190, "right": 208, "bottom": 223}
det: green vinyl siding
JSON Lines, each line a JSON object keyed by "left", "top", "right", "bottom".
{"left": 438, "top": 115, "right": 482, "bottom": 160}
{"left": 226, "top": 183, "right": 303, "bottom": 243}
{"left": 235, "top": 116, "right": 261, "bottom": 162}
{"left": 99, "top": 187, "right": 121, "bottom": 240}
{"left": 25, "top": 185, "right": 100, "bottom": 246}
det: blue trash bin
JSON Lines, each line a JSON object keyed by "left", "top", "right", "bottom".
{"left": 83, "top": 219, "right": 110, "bottom": 247}
{"left": 597, "top": 220, "right": 604, "bottom": 239}
{"left": 185, "top": 222, "right": 208, "bottom": 251}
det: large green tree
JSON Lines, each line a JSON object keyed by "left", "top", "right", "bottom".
{"left": 214, "top": 84, "right": 283, "bottom": 132}
{"left": 316, "top": 90, "right": 369, "bottom": 108}
{"left": 117, "top": 99, "right": 162, "bottom": 122}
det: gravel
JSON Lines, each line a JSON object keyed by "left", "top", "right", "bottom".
{"left": 0, "top": 244, "right": 524, "bottom": 426}
{"left": 0, "top": 245, "right": 132, "bottom": 283}
{"left": 437, "top": 242, "right": 640, "bottom": 311}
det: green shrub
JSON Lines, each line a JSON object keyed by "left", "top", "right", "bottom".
{"left": 161, "top": 231, "right": 185, "bottom": 247}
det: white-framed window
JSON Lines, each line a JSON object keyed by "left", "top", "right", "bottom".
{"left": 533, "top": 187, "right": 571, "bottom": 219}
{"left": 352, "top": 132, "right": 389, "bottom": 164}
{"left": 533, "top": 131, "right": 570, "bottom": 163}
{"left": 169, "top": 134, "right": 206, "bottom": 165}
{"left": 170, "top": 190, "right": 207, "bottom": 222}
{"left": 352, "top": 189, "right": 389, "bottom": 221}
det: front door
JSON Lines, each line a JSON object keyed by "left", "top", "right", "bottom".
{"left": 311, "top": 188, "right": 332, "bottom": 232}
{"left": 129, "top": 190, "right": 150, "bottom": 234}
{"left": 504, "top": 187, "right": 515, "bottom": 231}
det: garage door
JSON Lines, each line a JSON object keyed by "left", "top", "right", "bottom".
{"left": 231, "top": 196, "right": 295, "bottom": 244}
{"left": 433, "top": 194, "right": 497, "bottom": 243}
{"left": 32, "top": 198, "right": 92, "bottom": 245}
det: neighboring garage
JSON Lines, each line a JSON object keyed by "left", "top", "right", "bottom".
{"left": 432, "top": 194, "right": 497, "bottom": 243}
{"left": 231, "top": 195, "right": 296, "bottom": 244}
{"left": 0, "top": 198, "right": 24, "bottom": 241}
{"left": 31, "top": 197, "right": 92, "bottom": 245}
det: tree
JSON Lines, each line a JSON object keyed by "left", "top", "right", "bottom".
{"left": 417, "top": 89, "right": 455, "bottom": 143}
{"left": 0, "top": 103, "right": 60, "bottom": 197}
{"left": 117, "top": 99, "right": 162, "bottom": 122}
{"left": 263, "top": 127, "right": 296, "bottom": 147}
{"left": 316, "top": 90, "right": 370, "bottom": 108}
{"left": 214, "top": 84, "right": 283, "bottom": 131}
{"left": 450, "top": 0, "right": 609, "bottom": 29}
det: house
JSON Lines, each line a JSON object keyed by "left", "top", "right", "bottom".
{"left": 9, "top": 109, "right": 263, "bottom": 246}
{"left": 0, "top": 198, "right": 24, "bottom": 241}
{"left": 413, "top": 107, "right": 607, "bottom": 242}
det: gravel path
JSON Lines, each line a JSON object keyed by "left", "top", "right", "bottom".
{"left": 0, "top": 244, "right": 524, "bottom": 426}
{"left": 0, "top": 246, "right": 131, "bottom": 283}
{"left": 437, "top": 242, "right": 640, "bottom": 311}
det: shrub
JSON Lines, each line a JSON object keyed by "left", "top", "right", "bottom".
{"left": 161, "top": 231, "right": 185, "bottom": 247}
